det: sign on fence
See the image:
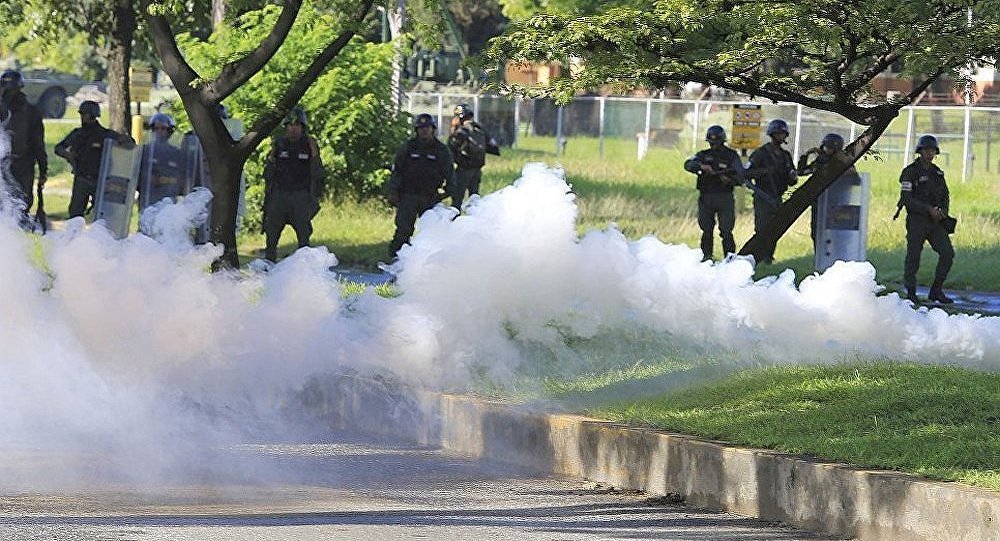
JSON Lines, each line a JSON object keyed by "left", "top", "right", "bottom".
{"left": 731, "top": 103, "right": 762, "bottom": 150}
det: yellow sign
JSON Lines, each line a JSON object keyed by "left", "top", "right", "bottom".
{"left": 731, "top": 103, "right": 762, "bottom": 150}
{"left": 129, "top": 66, "right": 154, "bottom": 103}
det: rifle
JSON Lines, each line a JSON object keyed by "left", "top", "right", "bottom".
{"left": 741, "top": 178, "right": 779, "bottom": 208}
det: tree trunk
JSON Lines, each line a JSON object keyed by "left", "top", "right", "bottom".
{"left": 207, "top": 153, "right": 243, "bottom": 270}
{"left": 106, "top": 0, "right": 137, "bottom": 132}
{"left": 212, "top": 0, "right": 225, "bottom": 27}
{"left": 738, "top": 112, "right": 899, "bottom": 263}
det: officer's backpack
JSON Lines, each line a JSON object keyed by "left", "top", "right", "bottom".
{"left": 451, "top": 123, "right": 487, "bottom": 168}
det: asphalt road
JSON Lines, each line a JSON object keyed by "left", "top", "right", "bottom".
{"left": 0, "top": 432, "right": 846, "bottom": 541}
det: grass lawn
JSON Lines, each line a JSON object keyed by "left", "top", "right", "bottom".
{"left": 571, "top": 360, "right": 1000, "bottom": 492}
{"left": 36, "top": 121, "right": 1000, "bottom": 493}
{"left": 231, "top": 132, "right": 1000, "bottom": 291}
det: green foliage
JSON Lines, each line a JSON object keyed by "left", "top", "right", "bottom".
{"left": 175, "top": 3, "right": 410, "bottom": 231}
{"left": 498, "top": 0, "right": 629, "bottom": 19}
{"left": 485, "top": 1, "right": 1000, "bottom": 122}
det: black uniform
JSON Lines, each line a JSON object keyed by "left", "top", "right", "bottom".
{"left": 55, "top": 123, "right": 129, "bottom": 218}
{"left": 1, "top": 91, "right": 47, "bottom": 212}
{"left": 386, "top": 136, "right": 455, "bottom": 257}
{"left": 899, "top": 159, "right": 953, "bottom": 296}
{"left": 263, "top": 135, "right": 324, "bottom": 261}
{"left": 447, "top": 118, "right": 496, "bottom": 209}
{"left": 747, "top": 143, "right": 796, "bottom": 261}
{"left": 683, "top": 144, "right": 743, "bottom": 260}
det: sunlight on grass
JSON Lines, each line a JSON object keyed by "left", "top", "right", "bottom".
{"left": 587, "top": 361, "right": 1000, "bottom": 491}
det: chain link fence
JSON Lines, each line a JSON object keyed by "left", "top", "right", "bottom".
{"left": 407, "top": 92, "right": 1000, "bottom": 183}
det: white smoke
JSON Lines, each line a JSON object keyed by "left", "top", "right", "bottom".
{"left": 0, "top": 160, "right": 996, "bottom": 488}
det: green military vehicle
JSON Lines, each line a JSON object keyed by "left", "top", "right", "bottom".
{"left": 0, "top": 60, "right": 89, "bottom": 118}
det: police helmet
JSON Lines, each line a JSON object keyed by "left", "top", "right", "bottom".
{"left": 915, "top": 134, "right": 940, "bottom": 154}
{"left": 0, "top": 70, "right": 24, "bottom": 90}
{"left": 820, "top": 133, "right": 845, "bottom": 152}
{"left": 705, "top": 125, "right": 726, "bottom": 143}
{"left": 284, "top": 106, "right": 307, "bottom": 126}
{"left": 766, "top": 119, "right": 789, "bottom": 136}
{"left": 453, "top": 103, "right": 473, "bottom": 120}
{"left": 218, "top": 103, "right": 230, "bottom": 119}
{"left": 148, "top": 112, "right": 176, "bottom": 134}
{"left": 78, "top": 100, "right": 101, "bottom": 118}
{"left": 414, "top": 113, "right": 437, "bottom": 129}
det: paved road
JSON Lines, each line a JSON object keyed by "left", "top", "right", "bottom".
{"left": 0, "top": 433, "right": 845, "bottom": 541}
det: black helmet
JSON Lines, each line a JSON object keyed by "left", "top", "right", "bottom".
{"left": 705, "top": 125, "right": 726, "bottom": 143}
{"left": 453, "top": 103, "right": 473, "bottom": 120}
{"left": 0, "top": 70, "right": 24, "bottom": 90}
{"left": 284, "top": 105, "right": 307, "bottom": 126}
{"left": 916, "top": 134, "right": 940, "bottom": 154}
{"left": 217, "top": 103, "right": 230, "bottom": 119}
{"left": 820, "top": 133, "right": 845, "bottom": 152}
{"left": 148, "top": 112, "right": 176, "bottom": 134}
{"left": 766, "top": 119, "right": 789, "bottom": 136}
{"left": 414, "top": 113, "right": 437, "bottom": 129}
{"left": 78, "top": 100, "right": 101, "bottom": 117}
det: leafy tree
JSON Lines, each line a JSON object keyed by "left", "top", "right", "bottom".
{"left": 142, "top": 0, "right": 454, "bottom": 268}
{"left": 496, "top": 0, "right": 622, "bottom": 19}
{"left": 483, "top": 0, "right": 1000, "bottom": 262}
{"left": 174, "top": 5, "right": 409, "bottom": 233}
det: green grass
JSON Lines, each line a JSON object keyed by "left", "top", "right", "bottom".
{"left": 41, "top": 120, "right": 1000, "bottom": 291}
{"left": 584, "top": 361, "right": 1000, "bottom": 491}
{"left": 37, "top": 121, "right": 1000, "bottom": 493}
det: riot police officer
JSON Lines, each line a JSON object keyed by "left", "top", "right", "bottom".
{"left": 796, "top": 132, "right": 856, "bottom": 242}
{"left": 386, "top": 113, "right": 455, "bottom": 258}
{"left": 54, "top": 100, "right": 134, "bottom": 219}
{"left": 683, "top": 125, "right": 743, "bottom": 261}
{"left": 0, "top": 70, "right": 47, "bottom": 222}
{"left": 262, "top": 106, "right": 325, "bottom": 262}
{"left": 747, "top": 118, "right": 797, "bottom": 263}
{"left": 447, "top": 103, "right": 498, "bottom": 210}
{"left": 138, "top": 112, "right": 187, "bottom": 212}
{"left": 898, "top": 134, "right": 954, "bottom": 304}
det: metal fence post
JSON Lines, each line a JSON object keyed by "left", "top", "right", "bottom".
{"left": 793, "top": 103, "right": 803, "bottom": 161}
{"left": 513, "top": 97, "right": 520, "bottom": 149}
{"left": 904, "top": 107, "right": 915, "bottom": 165}
{"left": 962, "top": 102, "right": 972, "bottom": 182}
{"left": 436, "top": 94, "right": 444, "bottom": 133}
{"left": 599, "top": 96, "right": 606, "bottom": 159}
{"left": 556, "top": 105, "right": 565, "bottom": 156}
{"left": 691, "top": 100, "right": 700, "bottom": 152}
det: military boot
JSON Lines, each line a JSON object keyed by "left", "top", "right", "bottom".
{"left": 928, "top": 280, "right": 954, "bottom": 304}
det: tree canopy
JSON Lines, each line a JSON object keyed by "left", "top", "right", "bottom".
{"left": 483, "top": 0, "right": 1000, "bottom": 260}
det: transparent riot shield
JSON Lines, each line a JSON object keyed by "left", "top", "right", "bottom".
{"left": 93, "top": 139, "right": 142, "bottom": 239}
{"left": 814, "top": 172, "right": 871, "bottom": 272}
{"left": 137, "top": 136, "right": 189, "bottom": 212}
{"left": 186, "top": 118, "right": 247, "bottom": 244}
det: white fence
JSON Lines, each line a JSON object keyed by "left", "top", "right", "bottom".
{"left": 407, "top": 92, "right": 1000, "bottom": 183}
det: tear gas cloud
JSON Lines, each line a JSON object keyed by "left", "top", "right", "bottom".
{"left": 0, "top": 149, "right": 997, "bottom": 488}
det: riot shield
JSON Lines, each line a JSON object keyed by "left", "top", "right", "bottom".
{"left": 93, "top": 139, "right": 142, "bottom": 239}
{"left": 137, "top": 137, "right": 189, "bottom": 212}
{"left": 814, "top": 172, "right": 871, "bottom": 272}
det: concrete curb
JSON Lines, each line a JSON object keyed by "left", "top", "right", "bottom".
{"left": 298, "top": 373, "right": 998, "bottom": 541}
